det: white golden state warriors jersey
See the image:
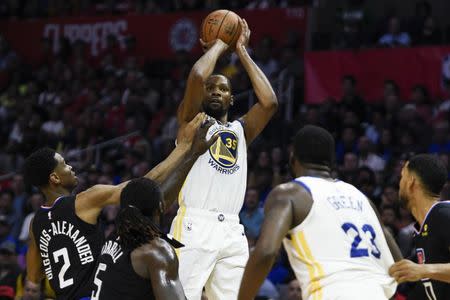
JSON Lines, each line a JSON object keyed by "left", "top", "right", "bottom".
{"left": 283, "top": 177, "right": 397, "bottom": 300}
{"left": 179, "top": 119, "right": 247, "bottom": 215}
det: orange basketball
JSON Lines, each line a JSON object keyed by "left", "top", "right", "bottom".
{"left": 201, "top": 10, "right": 242, "bottom": 50}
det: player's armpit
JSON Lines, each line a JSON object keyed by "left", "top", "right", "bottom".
{"left": 26, "top": 219, "right": 44, "bottom": 284}
{"left": 142, "top": 240, "right": 186, "bottom": 300}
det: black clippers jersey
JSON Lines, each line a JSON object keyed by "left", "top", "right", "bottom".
{"left": 408, "top": 201, "right": 450, "bottom": 300}
{"left": 91, "top": 235, "right": 155, "bottom": 300}
{"left": 32, "top": 196, "right": 104, "bottom": 299}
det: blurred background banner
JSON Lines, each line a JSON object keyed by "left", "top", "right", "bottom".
{"left": 0, "top": 7, "right": 308, "bottom": 65}
{"left": 305, "top": 46, "right": 450, "bottom": 104}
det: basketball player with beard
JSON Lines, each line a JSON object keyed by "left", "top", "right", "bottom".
{"left": 172, "top": 19, "right": 278, "bottom": 300}
{"left": 23, "top": 113, "right": 210, "bottom": 300}
{"left": 389, "top": 154, "right": 450, "bottom": 300}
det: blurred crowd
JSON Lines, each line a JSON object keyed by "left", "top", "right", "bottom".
{"left": 314, "top": 0, "right": 450, "bottom": 50}
{"left": 0, "top": 1, "right": 449, "bottom": 300}
{"left": 0, "top": 0, "right": 309, "bottom": 19}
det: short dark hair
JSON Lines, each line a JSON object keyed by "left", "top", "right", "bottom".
{"left": 407, "top": 154, "right": 448, "bottom": 196}
{"left": 23, "top": 148, "right": 57, "bottom": 188}
{"left": 207, "top": 74, "right": 232, "bottom": 91}
{"left": 116, "top": 178, "right": 163, "bottom": 250}
{"left": 293, "top": 125, "right": 335, "bottom": 169}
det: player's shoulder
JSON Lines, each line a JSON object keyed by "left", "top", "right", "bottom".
{"left": 135, "top": 237, "right": 177, "bottom": 267}
{"left": 274, "top": 180, "right": 312, "bottom": 196}
{"left": 431, "top": 201, "right": 450, "bottom": 222}
{"left": 267, "top": 181, "right": 312, "bottom": 205}
{"left": 228, "top": 118, "right": 245, "bottom": 131}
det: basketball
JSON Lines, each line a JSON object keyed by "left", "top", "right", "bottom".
{"left": 201, "top": 9, "right": 242, "bottom": 50}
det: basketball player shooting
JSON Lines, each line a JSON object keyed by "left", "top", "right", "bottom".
{"left": 172, "top": 18, "right": 278, "bottom": 300}
{"left": 238, "top": 126, "right": 403, "bottom": 300}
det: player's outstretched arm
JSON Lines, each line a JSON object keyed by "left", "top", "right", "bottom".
{"left": 238, "top": 183, "right": 297, "bottom": 300}
{"left": 75, "top": 113, "right": 209, "bottom": 224}
{"left": 368, "top": 199, "right": 403, "bottom": 262}
{"left": 389, "top": 260, "right": 450, "bottom": 284}
{"left": 26, "top": 219, "right": 44, "bottom": 285}
{"left": 141, "top": 239, "right": 186, "bottom": 300}
{"left": 160, "top": 117, "right": 219, "bottom": 208}
{"left": 390, "top": 210, "right": 450, "bottom": 284}
{"left": 237, "top": 19, "right": 278, "bottom": 144}
{"left": 177, "top": 39, "right": 229, "bottom": 125}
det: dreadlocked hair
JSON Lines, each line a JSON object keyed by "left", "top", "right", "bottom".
{"left": 115, "top": 205, "right": 161, "bottom": 250}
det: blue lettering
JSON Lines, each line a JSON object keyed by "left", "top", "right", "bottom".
{"left": 208, "top": 158, "right": 240, "bottom": 175}
{"left": 327, "top": 196, "right": 363, "bottom": 212}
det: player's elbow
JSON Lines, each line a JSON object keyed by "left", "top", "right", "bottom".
{"left": 26, "top": 272, "right": 43, "bottom": 285}
{"left": 190, "top": 65, "right": 207, "bottom": 82}
{"left": 263, "top": 94, "right": 278, "bottom": 112}
{"left": 254, "top": 246, "right": 278, "bottom": 264}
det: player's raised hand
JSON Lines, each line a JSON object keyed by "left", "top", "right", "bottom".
{"left": 191, "top": 118, "right": 219, "bottom": 156}
{"left": 236, "top": 18, "right": 250, "bottom": 51}
{"left": 177, "top": 112, "right": 207, "bottom": 148}
{"left": 388, "top": 259, "right": 427, "bottom": 283}
{"left": 199, "top": 38, "right": 228, "bottom": 53}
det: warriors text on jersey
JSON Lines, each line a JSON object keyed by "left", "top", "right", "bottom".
{"left": 282, "top": 177, "right": 397, "bottom": 300}
{"left": 179, "top": 119, "right": 247, "bottom": 214}
{"left": 32, "top": 196, "right": 104, "bottom": 299}
{"left": 407, "top": 201, "right": 450, "bottom": 300}
{"left": 91, "top": 235, "right": 154, "bottom": 300}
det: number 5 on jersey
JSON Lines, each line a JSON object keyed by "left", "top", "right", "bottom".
{"left": 91, "top": 263, "right": 107, "bottom": 300}
{"left": 341, "top": 222, "right": 381, "bottom": 259}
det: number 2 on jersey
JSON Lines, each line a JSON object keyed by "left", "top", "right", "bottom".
{"left": 53, "top": 248, "right": 74, "bottom": 289}
{"left": 341, "top": 222, "right": 381, "bottom": 259}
